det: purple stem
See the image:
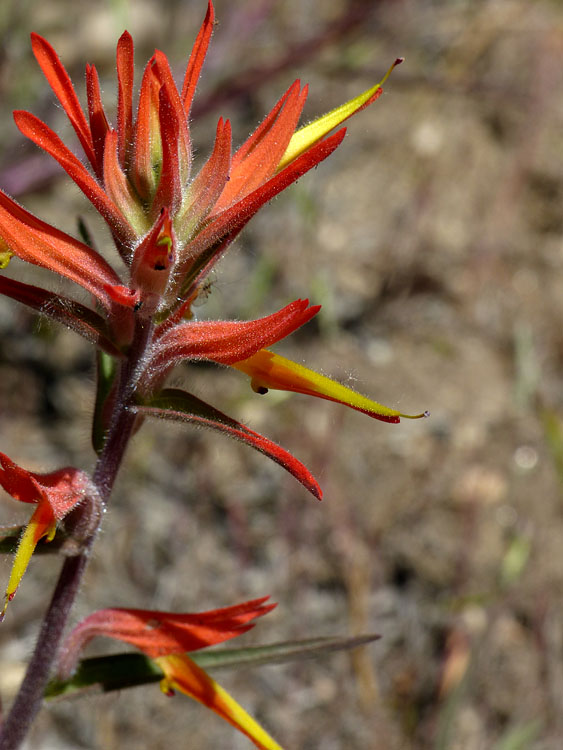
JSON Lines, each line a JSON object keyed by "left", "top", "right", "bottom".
{"left": 0, "top": 320, "right": 153, "bottom": 750}
{"left": 0, "top": 554, "right": 88, "bottom": 750}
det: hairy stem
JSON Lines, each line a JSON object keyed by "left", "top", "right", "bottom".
{"left": 0, "top": 319, "right": 153, "bottom": 750}
{"left": 93, "top": 320, "right": 154, "bottom": 500}
{"left": 0, "top": 554, "right": 88, "bottom": 750}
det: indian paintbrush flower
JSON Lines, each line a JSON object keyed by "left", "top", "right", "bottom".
{"left": 58, "top": 598, "right": 281, "bottom": 750}
{"left": 0, "top": 2, "right": 425, "bottom": 747}
{"left": 0, "top": 453, "right": 100, "bottom": 620}
{"left": 0, "top": 1, "right": 422, "bottom": 502}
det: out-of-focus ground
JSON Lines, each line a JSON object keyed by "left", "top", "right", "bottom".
{"left": 1, "top": 0, "right": 563, "bottom": 747}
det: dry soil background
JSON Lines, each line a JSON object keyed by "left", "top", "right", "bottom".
{"left": 1, "top": 1, "right": 563, "bottom": 748}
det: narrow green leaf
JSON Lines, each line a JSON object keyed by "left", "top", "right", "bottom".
{"left": 192, "top": 634, "right": 381, "bottom": 671}
{"left": 92, "top": 351, "right": 119, "bottom": 454}
{"left": 45, "top": 633, "right": 380, "bottom": 701}
{"left": 138, "top": 387, "right": 247, "bottom": 429}
{"left": 46, "top": 653, "right": 163, "bottom": 700}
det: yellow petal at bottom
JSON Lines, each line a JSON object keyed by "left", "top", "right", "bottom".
{"left": 155, "top": 653, "right": 283, "bottom": 750}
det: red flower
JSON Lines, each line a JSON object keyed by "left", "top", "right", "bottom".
{"left": 233, "top": 349, "right": 429, "bottom": 424}
{"left": 0, "top": 1, "right": 419, "bottom": 498}
{"left": 0, "top": 453, "right": 98, "bottom": 619}
{"left": 59, "top": 597, "right": 282, "bottom": 749}
{"left": 8, "top": 2, "right": 361, "bottom": 314}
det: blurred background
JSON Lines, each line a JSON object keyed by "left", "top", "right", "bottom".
{"left": 1, "top": 0, "right": 563, "bottom": 747}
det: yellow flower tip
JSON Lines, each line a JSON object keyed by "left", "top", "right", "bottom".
{"left": 45, "top": 523, "right": 57, "bottom": 542}
{"left": 156, "top": 234, "right": 172, "bottom": 250}
{"left": 381, "top": 57, "right": 404, "bottom": 87}
{"left": 400, "top": 409, "right": 430, "bottom": 421}
{"left": 235, "top": 350, "right": 426, "bottom": 427}
{"left": 155, "top": 654, "right": 284, "bottom": 750}
{"left": 2, "top": 585, "right": 17, "bottom": 623}
{"left": 159, "top": 677, "right": 175, "bottom": 697}
{"left": 0, "top": 249, "right": 13, "bottom": 270}
{"left": 0, "top": 595, "right": 11, "bottom": 623}
{"left": 278, "top": 56, "right": 404, "bottom": 172}
{"left": 1, "top": 508, "right": 57, "bottom": 621}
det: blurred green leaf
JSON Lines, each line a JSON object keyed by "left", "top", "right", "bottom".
{"left": 491, "top": 719, "right": 542, "bottom": 750}
{"left": 541, "top": 409, "right": 563, "bottom": 485}
{"left": 433, "top": 669, "right": 470, "bottom": 750}
{"left": 499, "top": 534, "right": 531, "bottom": 589}
{"left": 513, "top": 322, "right": 540, "bottom": 410}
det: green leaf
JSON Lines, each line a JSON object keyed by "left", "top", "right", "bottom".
{"left": 542, "top": 409, "right": 563, "bottom": 485}
{"left": 45, "top": 633, "right": 380, "bottom": 701}
{"left": 499, "top": 534, "right": 531, "bottom": 589}
{"left": 491, "top": 720, "right": 542, "bottom": 750}
{"left": 92, "top": 351, "right": 119, "bottom": 454}
{"left": 192, "top": 634, "right": 381, "bottom": 671}
{"left": 46, "top": 653, "right": 163, "bottom": 699}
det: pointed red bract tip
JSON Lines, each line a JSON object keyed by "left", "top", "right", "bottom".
{"left": 104, "top": 284, "right": 141, "bottom": 309}
{"left": 118, "top": 30, "right": 133, "bottom": 44}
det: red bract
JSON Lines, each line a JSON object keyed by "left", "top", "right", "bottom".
{"left": 58, "top": 598, "right": 282, "bottom": 750}
{"left": 146, "top": 300, "right": 320, "bottom": 375}
{"left": 0, "top": 453, "right": 98, "bottom": 618}
{"left": 58, "top": 596, "right": 276, "bottom": 676}
{"left": 16, "top": 3, "right": 344, "bottom": 301}
{"left": 0, "top": 0, "right": 417, "bottom": 498}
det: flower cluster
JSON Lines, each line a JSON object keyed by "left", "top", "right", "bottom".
{"left": 0, "top": 2, "right": 424, "bottom": 746}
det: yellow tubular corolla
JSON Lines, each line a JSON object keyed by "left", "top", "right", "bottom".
{"left": 277, "top": 58, "right": 403, "bottom": 171}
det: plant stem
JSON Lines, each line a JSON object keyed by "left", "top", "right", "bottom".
{"left": 0, "top": 553, "right": 89, "bottom": 750}
{"left": 0, "top": 319, "right": 153, "bottom": 750}
{"left": 93, "top": 320, "right": 153, "bottom": 499}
